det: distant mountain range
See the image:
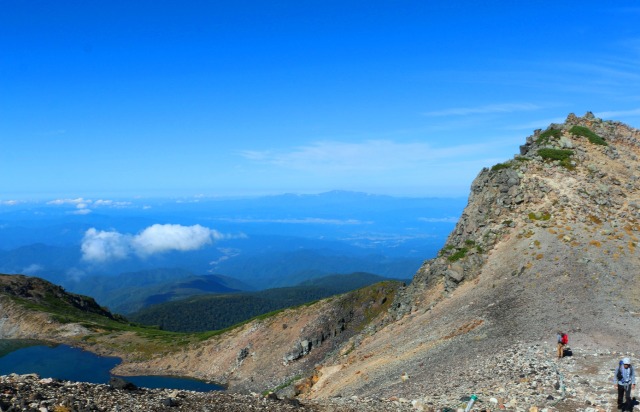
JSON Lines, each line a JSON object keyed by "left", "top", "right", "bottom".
{"left": 0, "top": 191, "right": 461, "bottom": 305}
{"left": 65, "top": 268, "right": 253, "bottom": 315}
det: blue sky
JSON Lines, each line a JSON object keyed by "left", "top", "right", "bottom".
{"left": 2, "top": 1, "right": 640, "bottom": 201}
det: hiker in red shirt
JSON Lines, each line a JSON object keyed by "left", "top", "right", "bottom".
{"left": 556, "top": 332, "right": 568, "bottom": 358}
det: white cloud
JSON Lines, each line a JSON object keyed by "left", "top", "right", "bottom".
{"left": 0, "top": 200, "right": 20, "bottom": 206}
{"left": 22, "top": 264, "right": 44, "bottom": 275}
{"left": 131, "top": 224, "right": 223, "bottom": 256}
{"left": 67, "top": 202, "right": 92, "bottom": 215}
{"left": 216, "top": 217, "right": 367, "bottom": 225}
{"left": 596, "top": 108, "right": 640, "bottom": 119}
{"left": 241, "top": 140, "right": 492, "bottom": 173}
{"left": 418, "top": 217, "right": 460, "bottom": 223}
{"left": 66, "top": 267, "right": 86, "bottom": 281}
{"left": 81, "top": 224, "right": 226, "bottom": 262}
{"left": 48, "top": 198, "right": 132, "bottom": 208}
{"left": 71, "top": 208, "right": 92, "bottom": 215}
{"left": 93, "top": 199, "right": 132, "bottom": 207}
{"left": 503, "top": 117, "right": 567, "bottom": 131}
{"left": 48, "top": 198, "right": 88, "bottom": 205}
{"left": 423, "top": 103, "right": 541, "bottom": 117}
{"left": 81, "top": 228, "right": 131, "bottom": 262}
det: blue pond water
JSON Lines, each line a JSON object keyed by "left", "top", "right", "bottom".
{"left": 0, "top": 340, "right": 222, "bottom": 392}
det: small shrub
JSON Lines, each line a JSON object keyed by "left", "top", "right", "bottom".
{"left": 528, "top": 212, "right": 551, "bottom": 221}
{"left": 537, "top": 148, "right": 574, "bottom": 161}
{"left": 540, "top": 128, "right": 562, "bottom": 138}
{"left": 491, "top": 162, "right": 511, "bottom": 172}
{"left": 439, "top": 244, "right": 455, "bottom": 256}
{"left": 569, "top": 125, "right": 608, "bottom": 146}
{"left": 537, "top": 128, "right": 562, "bottom": 145}
{"left": 448, "top": 247, "right": 468, "bottom": 262}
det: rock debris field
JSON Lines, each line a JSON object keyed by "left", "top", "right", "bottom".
{"left": 0, "top": 374, "right": 413, "bottom": 412}
{"left": 0, "top": 341, "right": 634, "bottom": 412}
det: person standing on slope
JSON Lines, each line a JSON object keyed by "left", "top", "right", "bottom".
{"left": 556, "top": 331, "right": 568, "bottom": 358}
{"left": 614, "top": 357, "right": 636, "bottom": 410}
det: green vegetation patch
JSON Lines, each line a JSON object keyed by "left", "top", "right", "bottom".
{"left": 7, "top": 294, "right": 127, "bottom": 331}
{"left": 490, "top": 162, "right": 511, "bottom": 172}
{"left": 528, "top": 212, "right": 551, "bottom": 221}
{"left": 537, "top": 148, "right": 575, "bottom": 170}
{"left": 263, "top": 375, "right": 302, "bottom": 396}
{"left": 537, "top": 148, "right": 573, "bottom": 161}
{"left": 447, "top": 247, "right": 468, "bottom": 262}
{"left": 569, "top": 125, "right": 607, "bottom": 146}
{"left": 537, "top": 128, "right": 562, "bottom": 145}
{"left": 439, "top": 244, "right": 455, "bottom": 256}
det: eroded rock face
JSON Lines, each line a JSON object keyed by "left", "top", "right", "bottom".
{"left": 394, "top": 113, "right": 640, "bottom": 319}
{"left": 112, "top": 282, "right": 399, "bottom": 395}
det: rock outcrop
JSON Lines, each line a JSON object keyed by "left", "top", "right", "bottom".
{"left": 394, "top": 112, "right": 640, "bottom": 314}
{"left": 0, "top": 274, "right": 116, "bottom": 340}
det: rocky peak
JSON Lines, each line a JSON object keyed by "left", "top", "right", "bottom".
{"left": 395, "top": 112, "right": 640, "bottom": 316}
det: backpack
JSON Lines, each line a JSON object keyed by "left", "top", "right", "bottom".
{"left": 618, "top": 364, "right": 634, "bottom": 381}
{"left": 561, "top": 333, "right": 568, "bottom": 345}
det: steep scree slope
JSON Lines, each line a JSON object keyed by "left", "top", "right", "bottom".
{"left": 304, "top": 113, "right": 640, "bottom": 406}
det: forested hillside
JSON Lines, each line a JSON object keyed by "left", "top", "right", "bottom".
{"left": 129, "top": 272, "right": 402, "bottom": 332}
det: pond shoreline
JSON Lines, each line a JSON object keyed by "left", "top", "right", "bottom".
{"left": 0, "top": 339, "right": 223, "bottom": 392}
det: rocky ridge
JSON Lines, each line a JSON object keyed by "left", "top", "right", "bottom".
{"left": 396, "top": 111, "right": 640, "bottom": 314}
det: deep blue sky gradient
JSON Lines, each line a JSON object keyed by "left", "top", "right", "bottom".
{"left": 2, "top": 1, "right": 640, "bottom": 200}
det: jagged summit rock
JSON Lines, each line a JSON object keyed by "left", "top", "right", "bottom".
{"left": 401, "top": 111, "right": 640, "bottom": 304}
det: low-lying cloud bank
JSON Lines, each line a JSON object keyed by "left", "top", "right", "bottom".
{"left": 81, "top": 224, "right": 225, "bottom": 262}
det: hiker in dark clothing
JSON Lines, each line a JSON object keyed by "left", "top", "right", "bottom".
{"left": 614, "top": 357, "right": 636, "bottom": 410}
